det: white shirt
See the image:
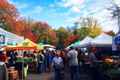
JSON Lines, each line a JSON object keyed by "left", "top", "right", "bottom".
{"left": 52, "top": 56, "right": 63, "bottom": 66}
{"left": 67, "top": 49, "right": 78, "bottom": 66}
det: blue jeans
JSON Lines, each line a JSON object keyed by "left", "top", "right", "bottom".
{"left": 37, "top": 63, "right": 43, "bottom": 73}
{"left": 70, "top": 65, "right": 79, "bottom": 80}
{"left": 54, "top": 66, "right": 63, "bottom": 80}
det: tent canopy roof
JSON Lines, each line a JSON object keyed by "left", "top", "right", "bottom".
{"left": 80, "top": 36, "right": 93, "bottom": 45}
{"left": 91, "top": 33, "right": 112, "bottom": 45}
{"left": 0, "top": 28, "right": 24, "bottom": 45}
{"left": 17, "top": 39, "right": 37, "bottom": 47}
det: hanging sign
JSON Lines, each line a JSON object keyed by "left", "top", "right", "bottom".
{"left": 0, "top": 34, "right": 5, "bottom": 44}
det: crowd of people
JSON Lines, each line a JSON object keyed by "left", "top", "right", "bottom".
{"left": 0, "top": 46, "right": 112, "bottom": 80}
{"left": 35, "top": 47, "right": 98, "bottom": 80}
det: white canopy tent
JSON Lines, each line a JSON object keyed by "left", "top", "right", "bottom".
{"left": 91, "top": 33, "right": 112, "bottom": 45}
{"left": 43, "top": 44, "right": 55, "bottom": 48}
{"left": 75, "top": 36, "right": 93, "bottom": 47}
{"left": 0, "top": 28, "right": 24, "bottom": 46}
{"left": 66, "top": 40, "right": 80, "bottom": 49}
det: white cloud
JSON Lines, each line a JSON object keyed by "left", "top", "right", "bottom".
{"left": 58, "top": 0, "right": 84, "bottom": 13}
{"left": 63, "top": 0, "right": 84, "bottom": 7}
{"left": 64, "top": 16, "right": 80, "bottom": 23}
{"left": 64, "top": 0, "right": 119, "bottom": 32}
{"left": 71, "top": 6, "right": 80, "bottom": 13}
{"left": 20, "top": 6, "right": 43, "bottom": 19}
{"left": 90, "top": 0, "right": 119, "bottom": 33}
{"left": 77, "top": 0, "right": 119, "bottom": 33}
{"left": 100, "top": 19, "right": 118, "bottom": 33}
{"left": 9, "top": 1, "right": 29, "bottom": 9}
{"left": 33, "top": 6, "right": 43, "bottom": 14}
{"left": 114, "top": 0, "right": 120, "bottom": 6}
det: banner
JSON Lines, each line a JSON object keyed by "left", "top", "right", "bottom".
{"left": 0, "top": 34, "right": 5, "bottom": 44}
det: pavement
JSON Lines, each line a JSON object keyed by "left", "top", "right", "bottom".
{"left": 26, "top": 66, "right": 93, "bottom": 80}
{"left": 26, "top": 71, "right": 92, "bottom": 80}
{"left": 27, "top": 72, "right": 54, "bottom": 80}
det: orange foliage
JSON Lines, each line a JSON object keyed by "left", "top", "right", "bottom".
{"left": 0, "top": 0, "right": 19, "bottom": 31}
{"left": 64, "top": 35, "right": 79, "bottom": 47}
{"left": 24, "top": 31, "right": 38, "bottom": 42}
{"left": 0, "top": 0, "right": 57, "bottom": 44}
{"left": 32, "top": 21, "right": 57, "bottom": 44}
{"left": 48, "top": 28, "right": 57, "bottom": 45}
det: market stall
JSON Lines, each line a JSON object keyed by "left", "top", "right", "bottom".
{"left": 0, "top": 28, "right": 24, "bottom": 46}
{"left": 5, "top": 39, "right": 37, "bottom": 63}
{"left": 4, "top": 39, "right": 40, "bottom": 79}
{"left": 87, "top": 33, "right": 120, "bottom": 80}
{"left": 77, "top": 36, "right": 93, "bottom": 47}
{"left": 91, "top": 33, "right": 112, "bottom": 46}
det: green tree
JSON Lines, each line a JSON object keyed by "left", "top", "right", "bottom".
{"left": 0, "top": 19, "right": 12, "bottom": 31}
{"left": 56, "top": 27, "right": 70, "bottom": 49}
{"left": 77, "top": 27, "right": 90, "bottom": 40}
{"left": 87, "top": 18, "right": 102, "bottom": 38}
{"left": 74, "top": 17, "right": 102, "bottom": 39}
{"left": 89, "top": 25, "right": 102, "bottom": 38}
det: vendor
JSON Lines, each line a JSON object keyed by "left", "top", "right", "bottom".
{"left": 88, "top": 47, "right": 97, "bottom": 63}
{"left": 8, "top": 50, "right": 16, "bottom": 67}
{"left": 0, "top": 51, "right": 8, "bottom": 63}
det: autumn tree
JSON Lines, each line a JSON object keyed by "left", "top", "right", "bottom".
{"left": 74, "top": 17, "right": 102, "bottom": 39}
{"left": 88, "top": 24, "right": 102, "bottom": 38}
{"left": 31, "top": 21, "right": 57, "bottom": 44}
{"left": 0, "top": 0, "right": 38, "bottom": 42}
{"left": 64, "top": 35, "right": 79, "bottom": 47}
{"left": 77, "top": 17, "right": 95, "bottom": 28}
{"left": 0, "top": 0, "right": 57, "bottom": 44}
{"left": 56, "top": 27, "right": 70, "bottom": 49}
{"left": 0, "top": 0, "right": 19, "bottom": 31}
{"left": 77, "top": 27, "right": 90, "bottom": 40}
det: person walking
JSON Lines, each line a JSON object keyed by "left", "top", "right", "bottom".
{"left": 44, "top": 49, "right": 50, "bottom": 72}
{"left": 89, "top": 47, "right": 104, "bottom": 80}
{"left": 67, "top": 47, "right": 79, "bottom": 80}
{"left": 52, "top": 50, "right": 64, "bottom": 80}
{"left": 37, "top": 52, "right": 44, "bottom": 73}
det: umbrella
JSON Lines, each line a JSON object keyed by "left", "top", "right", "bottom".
{"left": 43, "top": 44, "right": 55, "bottom": 48}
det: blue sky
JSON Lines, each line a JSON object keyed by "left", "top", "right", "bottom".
{"left": 9, "top": 0, "right": 120, "bottom": 32}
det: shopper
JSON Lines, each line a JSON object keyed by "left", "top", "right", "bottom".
{"left": 52, "top": 50, "right": 64, "bottom": 80}
{"left": 37, "top": 52, "right": 44, "bottom": 73}
{"left": 67, "top": 47, "right": 79, "bottom": 80}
